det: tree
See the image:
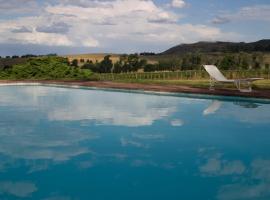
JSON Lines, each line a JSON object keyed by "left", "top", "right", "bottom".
{"left": 144, "top": 64, "right": 157, "bottom": 72}
{"left": 251, "top": 53, "right": 263, "bottom": 69}
{"left": 80, "top": 58, "right": 85, "bottom": 63}
{"left": 21, "top": 54, "right": 37, "bottom": 58}
{"left": 127, "top": 54, "right": 140, "bottom": 71}
{"left": 181, "top": 56, "right": 190, "bottom": 70}
{"left": 99, "top": 55, "right": 113, "bottom": 73}
{"left": 121, "top": 62, "right": 129, "bottom": 73}
{"left": 46, "top": 53, "right": 57, "bottom": 57}
{"left": 189, "top": 53, "right": 201, "bottom": 70}
{"left": 113, "top": 54, "right": 147, "bottom": 73}
{"left": 71, "top": 59, "right": 79, "bottom": 67}
{"left": 82, "top": 62, "right": 99, "bottom": 73}
{"left": 140, "top": 52, "right": 156, "bottom": 56}
{"left": 158, "top": 59, "right": 180, "bottom": 71}
{"left": 1, "top": 57, "right": 93, "bottom": 80}
{"left": 139, "top": 59, "right": 147, "bottom": 69}
{"left": 219, "top": 55, "right": 235, "bottom": 70}
{"left": 254, "top": 61, "right": 261, "bottom": 69}
{"left": 241, "top": 58, "right": 249, "bottom": 70}
{"left": 112, "top": 61, "right": 122, "bottom": 73}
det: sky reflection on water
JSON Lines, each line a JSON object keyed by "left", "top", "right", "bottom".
{"left": 0, "top": 86, "right": 269, "bottom": 200}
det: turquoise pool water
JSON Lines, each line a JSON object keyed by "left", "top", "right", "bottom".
{"left": 0, "top": 85, "right": 270, "bottom": 200}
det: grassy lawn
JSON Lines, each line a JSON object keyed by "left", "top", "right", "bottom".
{"left": 253, "top": 80, "right": 270, "bottom": 89}
{"left": 112, "top": 79, "right": 270, "bottom": 90}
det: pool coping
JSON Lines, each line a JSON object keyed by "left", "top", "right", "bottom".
{"left": 1, "top": 80, "right": 270, "bottom": 103}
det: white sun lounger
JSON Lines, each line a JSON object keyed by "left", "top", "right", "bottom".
{"left": 203, "top": 65, "right": 263, "bottom": 92}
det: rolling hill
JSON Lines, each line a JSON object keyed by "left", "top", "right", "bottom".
{"left": 162, "top": 39, "right": 270, "bottom": 55}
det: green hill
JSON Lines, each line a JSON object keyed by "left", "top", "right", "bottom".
{"left": 162, "top": 39, "right": 270, "bottom": 55}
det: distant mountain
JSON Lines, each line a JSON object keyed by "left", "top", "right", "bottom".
{"left": 161, "top": 39, "right": 270, "bottom": 55}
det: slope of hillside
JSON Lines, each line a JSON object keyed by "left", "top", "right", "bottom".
{"left": 64, "top": 54, "right": 120, "bottom": 64}
{"left": 162, "top": 39, "right": 270, "bottom": 55}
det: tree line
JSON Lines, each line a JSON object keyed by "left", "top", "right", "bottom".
{"left": 70, "top": 52, "right": 270, "bottom": 74}
{"left": 1, "top": 52, "right": 269, "bottom": 78}
{"left": 72, "top": 54, "right": 148, "bottom": 73}
{"left": 0, "top": 54, "right": 57, "bottom": 59}
{"left": 153, "top": 52, "right": 269, "bottom": 71}
{"left": 0, "top": 57, "right": 93, "bottom": 80}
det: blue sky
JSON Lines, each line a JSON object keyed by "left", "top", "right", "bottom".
{"left": 0, "top": 0, "right": 269, "bottom": 56}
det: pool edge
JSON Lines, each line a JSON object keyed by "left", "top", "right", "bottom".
{"left": 1, "top": 81, "right": 270, "bottom": 103}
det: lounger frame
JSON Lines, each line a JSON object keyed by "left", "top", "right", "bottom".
{"left": 204, "top": 65, "right": 263, "bottom": 92}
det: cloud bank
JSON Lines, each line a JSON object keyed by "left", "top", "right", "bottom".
{"left": 0, "top": 0, "right": 238, "bottom": 54}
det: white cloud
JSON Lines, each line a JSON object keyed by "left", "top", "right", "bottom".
{"left": 132, "top": 133, "right": 165, "bottom": 140}
{"left": 0, "top": 181, "right": 37, "bottom": 198}
{"left": 170, "top": 119, "right": 184, "bottom": 126}
{"left": 13, "top": 32, "right": 73, "bottom": 46}
{"left": 251, "top": 159, "right": 270, "bottom": 180}
{"left": 11, "top": 26, "right": 32, "bottom": 33}
{"left": 0, "top": 124, "right": 94, "bottom": 161}
{"left": 217, "top": 183, "right": 270, "bottom": 200}
{"left": 171, "top": 0, "right": 186, "bottom": 8}
{"left": 0, "top": 86, "right": 98, "bottom": 161}
{"left": 83, "top": 37, "right": 100, "bottom": 47}
{"left": 0, "top": 15, "right": 74, "bottom": 46}
{"left": 0, "top": 85, "right": 182, "bottom": 126}
{"left": 212, "top": 5, "right": 270, "bottom": 24}
{"left": 200, "top": 157, "right": 246, "bottom": 176}
{"left": 0, "top": 0, "right": 239, "bottom": 50}
{"left": 120, "top": 137, "right": 148, "bottom": 148}
{"left": 199, "top": 148, "right": 270, "bottom": 200}
{"left": 36, "top": 22, "right": 70, "bottom": 34}
{"left": 212, "top": 16, "right": 231, "bottom": 25}
{"left": 221, "top": 160, "right": 246, "bottom": 175}
{"left": 217, "top": 159, "right": 270, "bottom": 200}
{"left": 236, "top": 5, "right": 270, "bottom": 21}
{"left": 47, "top": 89, "right": 179, "bottom": 127}
{"left": 200, "top": 158, "right": 221, "bottom": 174}
{"left": 0, "top": 0, "right": 39, "bottom": 14}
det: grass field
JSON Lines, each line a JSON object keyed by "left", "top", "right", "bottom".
{"left": 64, "top": 54, "right": 121, "bottom": 64}
{"left": 95, "top": 70, "right": 270, "bottom": 90}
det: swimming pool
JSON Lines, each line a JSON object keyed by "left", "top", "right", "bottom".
{"left": 0, "top": 85, "right": 270, "bottom": 200}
